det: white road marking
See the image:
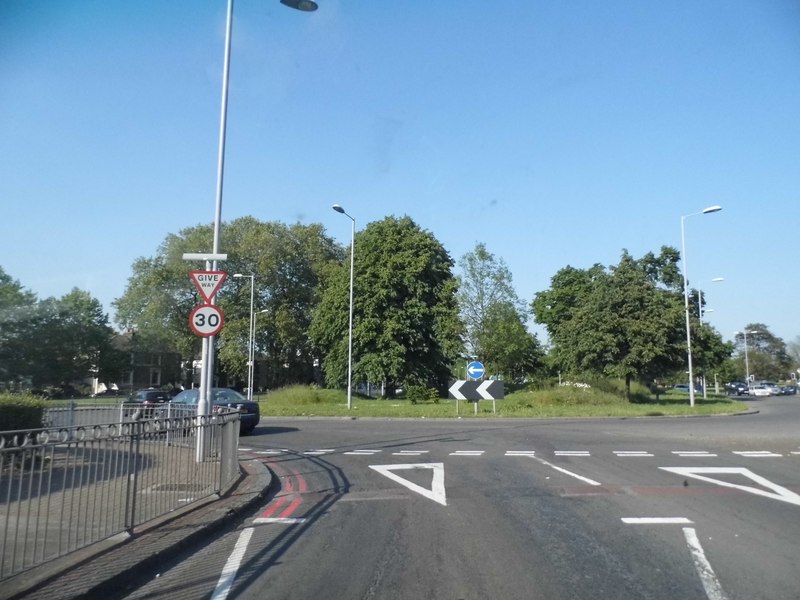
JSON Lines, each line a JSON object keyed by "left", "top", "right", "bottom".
{"left": 672, "top": 451, "right": 717, "bottom": 457}
{"left": 392, "top": 450, "right": 429, "bottom": 456}
{"left": 252, "top": 517, "right": 306, "bottom": 524}
{"left": 505, "top": 450, "right": 536, "bottom": 457}
{"left": 303, "top": 449, "right": 334, "bottom": 455}
{"left": 254, "top": 449, "right": 288, "bottom": 455}
{"left": 661, "top": 467, "right": 800, "bottom": 506}
{"left": 529, "top": 455, "right": 602, "bottom": 486}
{"left": 554, "top": 451, "right": 591, "bottom": 456}
{"left": 211, "top": 527, "right": 253, "bottom": 600}
{"left": 621, "top": 517, "right": 693, "bottom": 524}
{"left": 344, "top": 449, "right": 382, "bottom": 455}
{"left": 449, "top": 450, "right": 485, "bottom": 456}
{"left": 614, "top": 450, "right": 654, "bottom": 457}
{"left": 683, "top": 527, "right": 730, "bottom": 600}
{"left": 370, "top": 463, "right": 447, "bottom": 506}
{"left": 732, "top": 451, "right": 782, "bottom": 458}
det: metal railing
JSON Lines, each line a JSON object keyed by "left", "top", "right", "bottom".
{"left": 0, "top": 404, "right": 241, "bottom": 580}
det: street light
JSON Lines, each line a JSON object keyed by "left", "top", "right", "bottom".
{"left": 736, "top": 329, "right": 758, "bottom": 385}
{"left": 332, "top": 204, "right": 355, "bottom": 410}
{"left": 233, "top": 274, "right": 255, "bottom": 401}
{"left": 681, "top": 204, "right": 722, "bottom": 407}
{"left": 698, "top": 277, "right": 724, "bottom": 323}
{"left": 189, "top": 0, "right": 317, "bottom": 460}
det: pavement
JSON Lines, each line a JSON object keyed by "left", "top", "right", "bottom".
{"left": 2, "top": 458, "right": 273, "bottom": 600}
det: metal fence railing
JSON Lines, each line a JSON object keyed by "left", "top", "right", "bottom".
{"left": 0, "top": 405, "right": 241, "bottom": 580}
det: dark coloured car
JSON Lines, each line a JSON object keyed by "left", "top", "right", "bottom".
{"left": 131, "top": 388, "right": 171, "bottom": 405}
{"left": 779, "top": 385, "right": 797, "bottom": 395}
{"left": 725, "top": 381, "right": 749, "bottom": 396}
{"left": 171, "top": 388, "right": 260, "bottom": 434}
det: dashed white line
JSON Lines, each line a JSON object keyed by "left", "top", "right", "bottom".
{"left": 614, "top": 450, "right": 654, "bottom": 457}
{"left": 621, "top": 517, "right": 693, "bottom": 525}
{"left": 505, "top": 450, "right": 536, "bottom": 457}
{"left": 672, "top": 451, "right": 717, "bottom": 458}
{"left": 392, "top": 450, "right": 429, "bottom": 456}
{"left": 733, "top": 451, "right": 783, "bottom": 458}
{"left": 344, "top": 449, "right": 382, "bottom": 455}
{"left": 554, "top": 451, "right": 591, "bottom": 456}
{"left": 450, "top": 450, "right": 485, "bottom": 456}
{"left": 303, "top": 449, "right": 334, "bottom": 455}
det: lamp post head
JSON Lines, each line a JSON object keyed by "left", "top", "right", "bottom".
{"left": 233, "top": 273, "right": 243, "bottom": 278}
{"left": 702, "top": 205, "right": 722, "bottom": 214}
{"left": 280, "top": 0, "right": 319, "bottom": 11}
{"left": 332, "top": 204, "right": 345, "bottom": 214}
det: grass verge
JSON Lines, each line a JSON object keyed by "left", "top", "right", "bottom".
{"left": 256, "top": 385, "right": 750, "bottom": 419}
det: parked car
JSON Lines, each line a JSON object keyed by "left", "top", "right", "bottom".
{"left": 758, "top": 381, "right": 781, "bottom": 396}
{"left": 725, "top": 381, "right": 748, "bottom": 396}
{"left": 673, "top": 384, "right": 702, "bottom": 393}
{"left": 130, "top": 388, "right": 172, "bottom": 417}
{"left": 748, "top": 386, "right": 771, "bottom": 397}
{"left": 779, "top": 385, "right": 797, "bottom": 395}
{"left": 171, "top": 388, "right": 260, "bottom": 434}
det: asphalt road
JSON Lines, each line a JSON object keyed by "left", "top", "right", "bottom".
{"left": 119, "top": 396, "right": 800, "bottom": 599}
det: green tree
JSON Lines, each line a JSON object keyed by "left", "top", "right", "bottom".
{"left": 310, "top": 216, "right": 463, "bottom": 395}
{"left": 532, "top": 248, "right": 689, "bottom": 399}
{"left": 457, "top": 244, "right": 542, "bottom": 381}
{"left": 734, "top": 324, "right": 792, "bottom": 381}
{"left": 114, "top": 218, "right": 341, "bottom": 389}
{"left": 0, "top": 267, "right": 38, "bottom": 388}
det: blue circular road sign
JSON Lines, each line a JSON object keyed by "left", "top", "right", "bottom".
{"left": 467, "top": 361, "right": 485, "bottom": 379}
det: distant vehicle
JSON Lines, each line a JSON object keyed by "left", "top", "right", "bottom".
{"left": 779, "top": 385, "right": 797, "bottom": 395}
{"left": 673, "top": 384, "right": 701, "bottom": 393}
{"left": 131, "top": 388, "right": 171, "bottom": 405}
{"left": 171, "top": 387, "right": 260, "bottom": 435}
{"left": 91, "top": 388, "right": 121, "bottom": 398}
{"left": 748, "top": 386, "right": 771, "bottom": 397}
{"left": 725, "top": 381, "right": 748, "bottom": 396}
{"left": 758, "top": 382, "right": 781, "bottom": 395}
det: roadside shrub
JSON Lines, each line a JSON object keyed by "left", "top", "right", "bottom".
{"left": 0, "top": 394, "right": 47, "bottom": 431}
{"left": 405, "top": 385, "right": 440, "bottom": 405}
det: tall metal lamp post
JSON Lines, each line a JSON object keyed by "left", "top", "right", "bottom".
{"left": 332, "top": 204, "right": 355, "bottom": 410}
{"left": 736, "top": 329, "right": 758, "bottom": 385}
{"left": 681, "top": 205, "right": 722, "bottom": 407}
{"left": 233, "top": 274, "right": 255, "bottom": 400}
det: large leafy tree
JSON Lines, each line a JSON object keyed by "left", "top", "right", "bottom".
{"left": 733, "top": 324, "right": 792, "bottom": 381}
{"left": 114, "top": 217, "right": 341, "bottom": 388}
{"left": 533, "top": 248, "right": 698, "bottom": 398}
{"left": 0, "top": 267, "right": 38, "bottom": 387}
{"left": 310, "top": 216, "right": 463, "bottom": 395}
{"left": 457, "top": 243, "right": 542, "bottom": 381}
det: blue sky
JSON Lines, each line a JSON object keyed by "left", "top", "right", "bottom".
{"left": 2, "top": 1, "right": 799, "bottom": 345}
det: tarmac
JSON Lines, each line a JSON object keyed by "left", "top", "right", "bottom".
{"left": 2, "top": 458, "right": 273, "bottom": 600}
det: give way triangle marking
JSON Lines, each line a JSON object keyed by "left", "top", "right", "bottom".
{"left": 661, "top": 467, "right": 800, "bottom": 507}
{"left": 370, "top": 463, "right": 447, "bottom": 506}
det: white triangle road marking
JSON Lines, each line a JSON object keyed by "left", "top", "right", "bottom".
{"left": 369, "top": 463, "right": 447, "bottom": 506}
{"left": 661, "top": 467, "right": 800, "bottom": 506}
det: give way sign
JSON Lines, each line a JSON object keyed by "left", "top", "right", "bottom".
{"left": 190, "top": 271, "right": 228, "bottom": 303}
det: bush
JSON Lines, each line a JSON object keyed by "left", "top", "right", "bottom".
{"left": 405, "top": 385, "right": 440, "bottom": 405}
{"left": 0, "top": 394, "right": 47, "bottom": 431}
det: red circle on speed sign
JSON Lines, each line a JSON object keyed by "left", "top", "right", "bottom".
{"left": 189, "top": 304, "right": 225, "bottom": 337}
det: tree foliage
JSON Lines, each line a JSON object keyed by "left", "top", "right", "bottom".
{"left": 733, "top": 324, "right": 793, "bottom": 381}
{"left": 457, "top": 243, "right": 542, "bottom": 381}
{"left": 531, "top": 247, "right": 727, "bottom": 398}
{"left": 310, "top": 216, "right": 463, "bottom": 395}
{"left": 113, "top": 217, "right": 341, "bottom": 389}
{"left": 0, "top": 267, "right": 123, "bottom": 389}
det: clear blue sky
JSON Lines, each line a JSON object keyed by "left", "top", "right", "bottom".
{"left": 2, "top": 1, "right": 798, "bottom": 345}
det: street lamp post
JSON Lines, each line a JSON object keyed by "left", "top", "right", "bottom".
{"left": 736, "top": 329, "right": 758, "bottom": 385}
{"left": 681, "top": 205, "right": 722, "bottom": 407}
{"left": 187, "top": 0, "right": 317, "bottom": 460}
{"left": 233, "top": 274, "right": 255, "bottom": 401}
{"left": 332, "top": 204, "right": 355, "bottom": 410}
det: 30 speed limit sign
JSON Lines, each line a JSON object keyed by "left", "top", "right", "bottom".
{"left": 189, "top": 304, "right": 225, "bottom": 337}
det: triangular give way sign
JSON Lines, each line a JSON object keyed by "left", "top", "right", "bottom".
{"left": 190, "top": 271, "right": 228, "bottom": 302}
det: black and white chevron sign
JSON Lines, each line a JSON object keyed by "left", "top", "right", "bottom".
{"left": 448, "top": 380, "right": 504, "bottom": 400}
